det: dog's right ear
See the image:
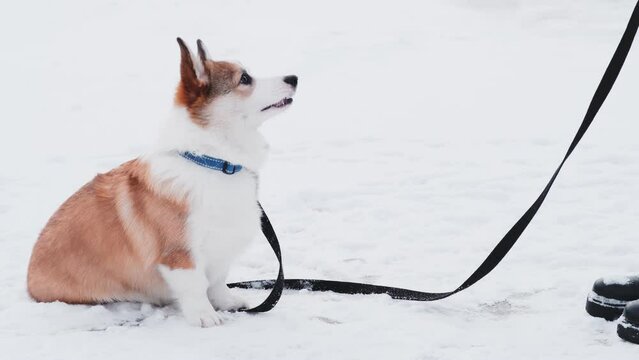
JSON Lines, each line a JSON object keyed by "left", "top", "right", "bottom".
{"left": 196, "top": 39, "right": 211, "bottom": 65}
{"left": 176, "top": 37, "right": 208, "bottom": 106}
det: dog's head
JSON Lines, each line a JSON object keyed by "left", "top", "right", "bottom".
{"left": 174, "top": 38, "right": 297, "bottom": 129}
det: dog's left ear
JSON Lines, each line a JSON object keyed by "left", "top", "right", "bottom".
{"left": 176, "top": 37, "right": 209, "bottom": 106}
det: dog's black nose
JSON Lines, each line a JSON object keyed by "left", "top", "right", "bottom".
{"left": 283, "top": 75, "right": 298, "bottom": 88}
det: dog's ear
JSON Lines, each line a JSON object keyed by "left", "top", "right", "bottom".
{"left": 176, "top": 38, "right": 208, "bottom": 105}
{"left": 196, "top": 39, "right": 211, "bottom": 64}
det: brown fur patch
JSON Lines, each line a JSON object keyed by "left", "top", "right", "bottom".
{"left": 27, "top": 159, "right": 191, "bottom": 304}
{"left": 160, "top": 248, "right": 195, "bottom": 270}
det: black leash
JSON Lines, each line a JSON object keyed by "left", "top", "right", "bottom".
{"left": 230, "top": 1, "right": 639, "bottom": 313}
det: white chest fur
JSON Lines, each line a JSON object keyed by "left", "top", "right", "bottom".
{"left": 146, "top": 153, "right": 261, "bottom": 279}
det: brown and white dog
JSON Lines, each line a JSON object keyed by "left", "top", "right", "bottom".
{"left": 27, "top": 38, "right": 297, "bottom": 327}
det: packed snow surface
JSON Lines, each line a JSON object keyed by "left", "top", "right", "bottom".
{"left": 1, "top": 0, "right": 638, "bottom": 359}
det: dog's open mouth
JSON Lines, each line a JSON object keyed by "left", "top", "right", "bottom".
{"left": 261, "top": 98, "right": 293, "bottom": 112}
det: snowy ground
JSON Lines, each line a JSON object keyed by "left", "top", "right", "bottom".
{"left": 1, "top": 0, "right": 639, "bottom": 359}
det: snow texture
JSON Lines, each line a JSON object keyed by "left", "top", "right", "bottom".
{"left": 602, "top": 276, "right": 633, "bottom": 286}
{"left": 1, "top": 0, "right": 639, "bottom": 359}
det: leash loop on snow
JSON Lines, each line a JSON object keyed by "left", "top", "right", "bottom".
{"left": 230, "top": 1, "right": 639, "bottom": 312}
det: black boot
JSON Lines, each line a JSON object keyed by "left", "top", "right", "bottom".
{"left": 586, "top": 275, "right": 639, "bottom": 321}
{"left": 618, "top": 300, "right": 639, "bottom": 344}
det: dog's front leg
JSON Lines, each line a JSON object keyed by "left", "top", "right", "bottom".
{"left": 159, "top": 265, "right": 223, "bottom": 327}
{"left": 206, "top": 266, "right": 250, "bottom": 312}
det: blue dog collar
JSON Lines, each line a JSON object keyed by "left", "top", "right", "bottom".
{"left": 178, "top": 151, "right": 243, "bottom": 175}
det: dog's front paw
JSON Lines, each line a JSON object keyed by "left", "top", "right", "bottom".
{"left": 211, "top": 293, "right": 250, "bottom": 312}
{"left": 183, "top": 305, "right": 224, "bottom": 327}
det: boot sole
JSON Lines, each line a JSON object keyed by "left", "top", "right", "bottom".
{"left": 618, "top": 315, "right": 639, "bottom": 344}
{"left": 586, "top": 291, "right": 627, "bottom": 321}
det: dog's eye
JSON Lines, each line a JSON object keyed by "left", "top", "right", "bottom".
{"left": 239, "top": 72, "right": 252, "bottom": 86}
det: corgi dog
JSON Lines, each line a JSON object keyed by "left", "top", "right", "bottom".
{"left": 27, "top": 38, "right": 298, "bottom": 327}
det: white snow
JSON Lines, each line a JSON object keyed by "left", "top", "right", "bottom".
{"left": 602, "top": 276, "right": 633, "bottom": 286}
{"left": 1, "top": 0, "right": 639, "bottom": 359}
